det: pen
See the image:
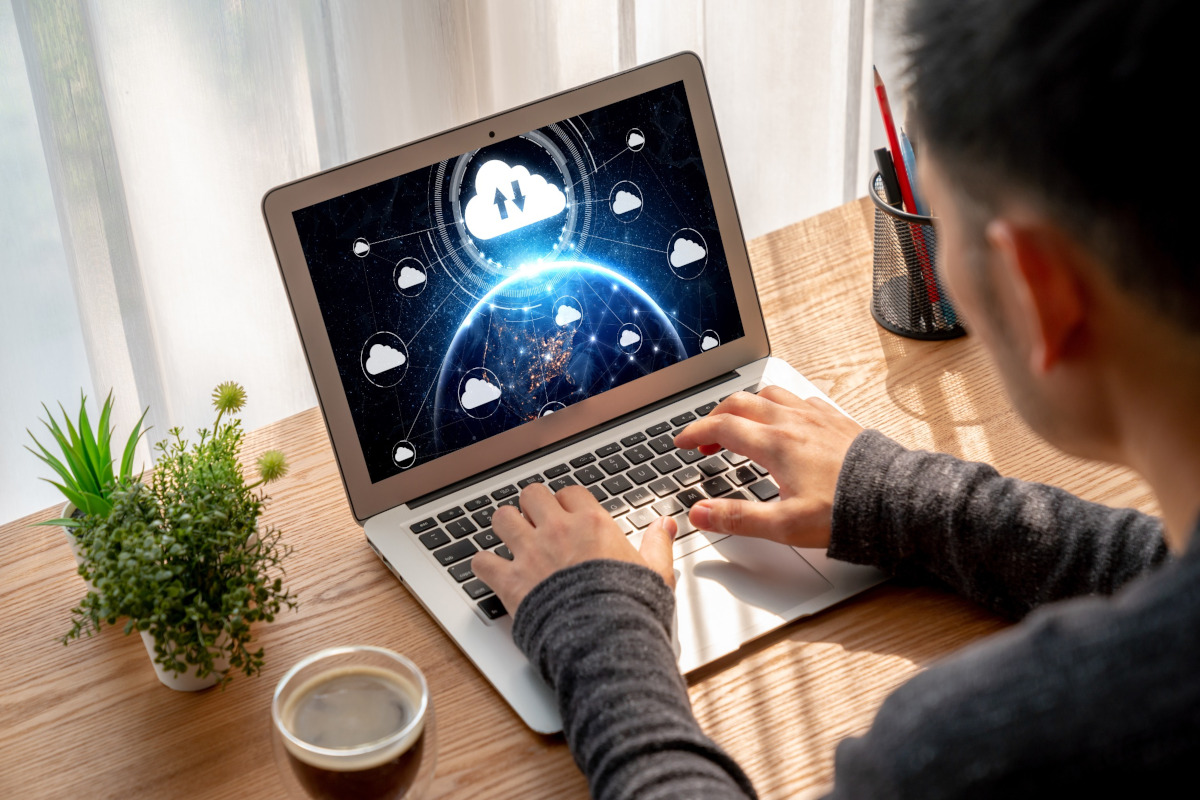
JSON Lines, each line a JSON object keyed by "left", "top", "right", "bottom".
{"left": 898, "top": 129, "right": 929, "bottom": 217}
{"left": 874, "top": 147, "right": 903, "bottom": 207}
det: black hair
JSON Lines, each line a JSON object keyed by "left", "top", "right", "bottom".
{"left": 905, "top": 0, "right": 1197, "bottom": 332}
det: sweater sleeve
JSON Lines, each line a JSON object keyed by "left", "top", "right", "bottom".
{"left": 512, "top": 559, "right": 757, "bottom": 800}
{"left": 827, "top": 430, "right": 1169, "bottom": 619}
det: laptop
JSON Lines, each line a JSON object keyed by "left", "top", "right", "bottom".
{"left": 262, "top": 52, "right": 884, "bottom": 734}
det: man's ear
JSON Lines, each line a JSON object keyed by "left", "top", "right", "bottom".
{"left": 984, "top": 218, "right": 1087, "bottom": 374}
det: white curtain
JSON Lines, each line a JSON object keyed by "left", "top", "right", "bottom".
{"left": 1, "top": 0, "right": 875, "bottom": 524}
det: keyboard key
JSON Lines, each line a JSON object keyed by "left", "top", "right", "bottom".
{"left": 620, "top": 431, "right": 647, "bottom": 447}
{"left": 601, "top": 474, "right": 634, "bottom": 495}
{"left": 448, "top": 560, "right": 475, "bottom": 582}
{"left": 615, "top": 516, "right": 635, "bottom": 535}
{"left": 434, "top": 539, "right": 477, "bottom": 566}
{"left": 627, "top": 506, "right": 660, "bottom": 529}
{"left": 463, "top": 579, "right": 493, "bottom": 599}
{"left": 410, "top": 517, "right": 437, "bottom": 534}
{"left": 496, "top": 545, "right": 513, "bottom": 560}
{"left": 677, "top": 488, "right": 706, "bottom": 508}
{"left": 695, "top": 401, "right": 719, "bottom": 416}
{"left": 645, "top": 421, "right": 671, "bottom": 436}
{"left": 471, "top": 507, "right": 496, "bottom": 528}
{"left": 627, "top": 465, "right": 657, "bottom": 485}
{"left": 491, "top": 485, "right": 518, "bottom": 500}
{"left": 732, "top": 466, "right": 758, "bottom": 486}
{"left": 478, "top": 595, "right": 507, "bottom": 619}
{"left": 497, "top": 496, "right": 520, "bottom": 510}
{"left": 445, "top": 518, "right": 477, "bottom": 539}
{"left": 671, "top": 426, "right": 688, "bottom": 438}
{"left": 517, "top": 474, "right": 545, "bottom": 488}
{"left": 697, "top": 456, "right": 728, "bottom": 477}
{"left": 700, "top": 475, "right": 733, "bottom": 497}
{"left": 751, "top": 462, "right": 770, "bottom": 476}
{"left": 574, "top": 465, "right": 605, "bottom": 485}
{"left": 653, "top": 496, "right": 684, "bottom": 516}
{"left": 473, "top": 529, "right": 501, "bottom": 549}
{"left": 595, "top": 442, "right": 622, "bottom": 457}
{"left": 648, "top": 476, "right": 681, "bottom": 497}
{"left": 623, "top": 487, "right": 654, "bottom": 507}
{"left": 601, "top": 496, "right": 629, "bottom": 516}
{"left": 749, "top": 478, "right": 780, "bottom": 501}
{"left": 726, "top": 491, "right": 750, "bottom": 501}
{"left": 676, "top": 447, "right": 704, "bottom": 464}
{"left": 587, "top": 485, "right": 607, "bottom": 503}
{"left": 418, "top": 529, "right": 450, "bottom": 549}
{"left": 569, "top": 452, "right": 596, "bottom": 468}
{"left": 599, "top": 454, "right": 631, "bottom": 475}
{"left": 549, "top": 476, "right": 578, "bottom": 492}
{"left": 437, "top": 507, "right": 464, "bottom": 523}
{"left": 651, "top": 453, "right": 683, "bottom": 474}
{"left": 624, "top": 444, "right": 654, "bottom": 465}
{"left": 670, "top": 411, "right": 697, "bottom": 427}
{"left": 544, "top": 463, "right": 570, "bottom": 479}
{"left": 675, "top": 466, "right": 703, "bottom": 486}
{"left": 647, "top": 434, "right": 675, "bottom": 454}
{"left": 464, "top": 496, "right": 491, "bottom": 512}
{"left": 722, "top": 450, "right": 750, "bottom": 466}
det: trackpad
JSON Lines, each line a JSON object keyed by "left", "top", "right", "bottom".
{"left": 674, "top": 537, "right": 833, "bottom": 673}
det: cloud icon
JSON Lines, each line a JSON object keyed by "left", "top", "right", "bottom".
{"left": 619, "top": 329, "right": 641, "bottom": 348}
{"left": 463, "top": 159, "right": 566, "bottom": 241}
{"left": 670, "top": 237, "right": 706, "bottom": 268}
{"left": 397, "top": 265, "right": 426, "bottom": 289}
{"left": 701, "top": 335, "right": 718, "bottom": 351}
{"left": 555, "top": 305, "right": 581, "bottom": 326}
{"left": 394, "top": 444, "right": 414, "bottom": 463}
{"left": 365, "top": 343, "right": 406, "bottom": 375}
{"left": 612, "top": 190, "right": 642, "bottom": 215}
{"left": 542, "top": 409, "right": 554, "bottom": 415}
{"left": 461, "top": 377, "right": 502, "bottom": 410}
{"left": 627, "top": 131, "right": 645, "bottom": 149}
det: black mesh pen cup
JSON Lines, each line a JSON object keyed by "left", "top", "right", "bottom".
{"left": 869, "top": 171, "right": 965, "bottom": 339}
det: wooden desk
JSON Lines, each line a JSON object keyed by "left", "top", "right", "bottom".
{"left": 0, "top": 198, "right": 1157, "bottom": 799}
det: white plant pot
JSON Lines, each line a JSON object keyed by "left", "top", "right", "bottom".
{"left": 140, "top": 630, "right": 231, "bottom": 692}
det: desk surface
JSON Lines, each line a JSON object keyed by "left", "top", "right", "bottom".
{"left": 0, "top": 197, "right": 1158, "bottom": 799}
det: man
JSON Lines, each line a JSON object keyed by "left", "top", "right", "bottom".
{"left": 473, "top": 0, "right": 1200, "bottom": 796}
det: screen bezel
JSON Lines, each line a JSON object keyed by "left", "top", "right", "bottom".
{"left": 262, "top": 52, "right": 769, "bottom": 521}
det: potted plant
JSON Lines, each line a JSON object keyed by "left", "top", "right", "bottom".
{"left": 26, "top": 392, "right": 148, "bottom": 573}
{"left": 62, "top": 381, "right": 298, "bottom": 691}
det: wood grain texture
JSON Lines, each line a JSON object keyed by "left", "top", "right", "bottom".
{"left": 0, "top": 198, "right": 1157, "bottom": 799}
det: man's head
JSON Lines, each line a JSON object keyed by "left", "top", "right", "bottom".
{"left": 904, "top": 0, "right": 1197, "bottom": 463}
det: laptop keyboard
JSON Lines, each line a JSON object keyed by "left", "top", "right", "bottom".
{"left": 405, "top": 386, "right": 780, "bottom": 622}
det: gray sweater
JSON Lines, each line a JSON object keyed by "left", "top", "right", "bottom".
{"left": 511, "top": 430, "right": 1197, "bottom": 798}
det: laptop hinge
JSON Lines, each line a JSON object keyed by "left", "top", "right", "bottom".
{"left": 405, "top": 370, "right": 743, "bottom": 510}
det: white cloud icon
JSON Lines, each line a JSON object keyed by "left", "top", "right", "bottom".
{"left": 394, "top": 445, "right": 414, "bottom": 463}
{"left": 612, "top": 190, "right": 641, "bottom": 215}
{"left": 701, "top": 335, "right": 718, "bottom": 351}
{"left": 463, "top": 159, "right": 566, "bottom": 241}
{"left": 365, "top": 343, "right": 406, "bottom": 375}
{"left": 542, "top": 409, "right": 554, "bottom": 415}
{"left": 619, "top": 329, "right": 641, "bottom": 348}
{"left": 461, "top": 377, "right": 502, "bottom": 410}
{"left": 627, "top": 131, "right": 645, "bottom": 148}
{"left": 670, "top": 237, "right": 706, "bottom": 268}
{"left": 555, "top": 305, "right": 581, "bottom": 326}
{"left": 397, "top": 266, "right": 426, "bottom": 289}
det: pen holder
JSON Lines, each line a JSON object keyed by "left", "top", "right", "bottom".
{"left": 869, "top": 171, "right": 965, "bottom": 340}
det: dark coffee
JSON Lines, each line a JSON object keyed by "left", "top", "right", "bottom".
{"left": 282, "top": 665, "right": 426, "bottom": 800}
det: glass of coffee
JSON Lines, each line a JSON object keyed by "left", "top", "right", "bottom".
{"left": 271, "top": 646, "right": 436, "bottom": 800}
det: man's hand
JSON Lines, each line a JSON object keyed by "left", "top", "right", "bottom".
{"left": 673, "top": 386, "right": 863, "bottom": 548}
{"left": 472, "top": 483, "right": 678, "bottom": 616}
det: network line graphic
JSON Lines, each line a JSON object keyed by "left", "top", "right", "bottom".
{"left": 294, "top": 81, "right": 744, "bottom": 482}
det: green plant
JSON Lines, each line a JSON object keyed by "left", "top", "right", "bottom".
{"left": 63, "top": 381, "right": 297, "bottom": 687}
{"left": 26, "top": 392, "right": 148, "bottom": 526}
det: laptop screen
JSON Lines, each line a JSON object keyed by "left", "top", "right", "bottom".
{"left": 293, "top": 80, "right": 745, "bottom": 483}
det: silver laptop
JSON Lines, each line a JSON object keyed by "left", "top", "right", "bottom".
{"left": 263, "top": 52, "right": 884, "bottom": 734}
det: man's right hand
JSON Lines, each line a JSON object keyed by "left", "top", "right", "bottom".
{"left": 673, "top": 386, "right": 863, "bottom": 549}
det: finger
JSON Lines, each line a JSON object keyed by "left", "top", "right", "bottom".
{"left": 674, "top": 414, "right": 778, "bottom": 465}
{"left": 756, "top": 384, "right": 807, "bottom": 409}
{"left": 708, "top": 390, "right": 793, "bottom": 426}
{"left": 554, "top": 483, "right": 603, "bottom": 514}
{"left": 517, "top": 482, "right": 559, "bottom": 527}
{"left": 638, "top": 515, "right": 678, "bottom": 589}
{"left": 689, "top": 497, "right": 795, "bottom": 540}
{"left": 469, "top": 551, "right": 509, "bottom": 590}
{"left": 490, "top": 504, "right": 534, "bottom": 547}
